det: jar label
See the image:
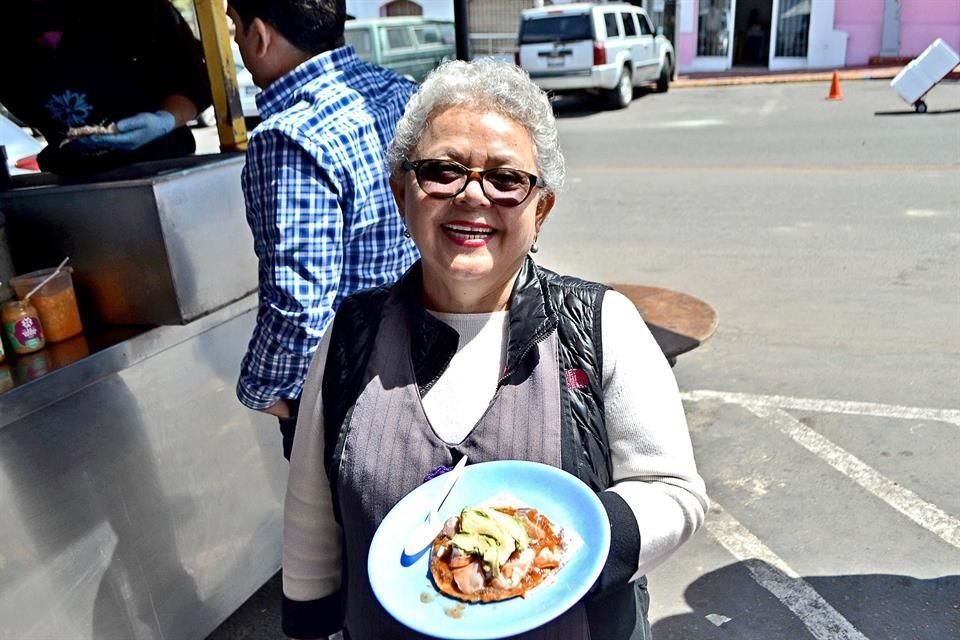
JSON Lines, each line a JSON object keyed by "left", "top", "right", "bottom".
{"left": 4, "top": 316, "right": 44, "bottom": 349}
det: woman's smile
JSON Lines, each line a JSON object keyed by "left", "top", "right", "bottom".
{"left": 441, "top": 220, "right": 496, "bottom": 247}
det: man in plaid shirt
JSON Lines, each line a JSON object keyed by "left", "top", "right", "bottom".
{"left": 228, "top": 0, "right": 418, "bottom": 459}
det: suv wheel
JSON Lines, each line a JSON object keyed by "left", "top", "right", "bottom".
{"left": 656, "top": 58, "right": 672, "bottom": 93}
{"left": 608, "top": 67, "right": 633, "bottom": 109}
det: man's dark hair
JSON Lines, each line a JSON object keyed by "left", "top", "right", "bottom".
{"left": 228, "top": 0, "right": 346, "bottom": 55}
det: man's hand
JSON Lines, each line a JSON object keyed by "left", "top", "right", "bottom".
{"left": 84, "top": 111, "right": 176, "bottom": 151}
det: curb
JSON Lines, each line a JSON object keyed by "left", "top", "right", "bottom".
{"left": 673, "top": 65, "right": 905, "bottom": 88}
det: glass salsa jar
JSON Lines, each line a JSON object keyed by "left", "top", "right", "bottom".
{"left": 2, "top": 299, "right": 46, "bottom": 355}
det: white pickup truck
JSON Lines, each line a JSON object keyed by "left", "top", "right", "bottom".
{"left": 516, "top": 2, "right": 675, "bottom": 109}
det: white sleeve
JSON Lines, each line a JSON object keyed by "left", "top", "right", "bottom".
{"left": 282, "top": 325, "right": 343, "bottom": 601}
{"left": 600, "top": 290, "right": 710, "bottom": 578}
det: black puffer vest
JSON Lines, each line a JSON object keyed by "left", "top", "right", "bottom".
{"left": 322, "top": 257, "right": 611, "bottom": 500}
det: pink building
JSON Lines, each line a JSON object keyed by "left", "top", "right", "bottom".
{"left": 657, "top": 0, "right": 960, "bottom": 72}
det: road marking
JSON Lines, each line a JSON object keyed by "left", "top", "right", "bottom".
{"left": 706, "top": 502, "right": 870, "bottom": 640}
{"left": 575, "top": 164, "right": 957, "bottom": 174}
{"left": 681, "top": 390, "right": 960, "bottom": 548}
{"left": 651, "top": 119, "right": 725, "bottom": 128}
{"left": 747, "top": 405, "right": 960, "bottom": 549}
{"left": 680, "top": 389, "right": 960, "bottom": 427}
{"left": 905, "top": 208, "right": 948, "bottom": 217}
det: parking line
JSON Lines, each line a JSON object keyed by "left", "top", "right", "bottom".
{"left": 681, "top": 390, "right": 960, "bottom": 427}
{"left": 574, "top": 164, "right": 956, "bottom": 174}
{"left": 706, "top": 502, "right": 870, "bottom": 640}
{"left": 747, "top": 405, "right": 960, "bottom": 549}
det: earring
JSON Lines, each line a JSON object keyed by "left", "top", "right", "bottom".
{"left": 530, "top": 240, "right": 539, "bottom": 254}
{"left": 403, "top": 229, "right": 411, "bottom": 238}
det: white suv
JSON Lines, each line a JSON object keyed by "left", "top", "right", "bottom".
{"left": 516, "top": 2, "right": 674, "bottom": 109}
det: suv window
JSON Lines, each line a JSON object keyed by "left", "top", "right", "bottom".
{"left": 384, "top": 26, "right": 413, "bottom": 50}
{"left": 345, "top": 29, "right": 373, "bottom": 56}
{"left": 438, "top": 23, "right": 455, "bottom": 44}
{"left": 603, "top": 13, "right": 621, "bottom": 39}
{"left": 638, "top": 13, "right": 654, "bottom": 36}
{"left": 518, "top": 15, "right": 593, "bottom": 44}
{"left": 621, "top": 12, "right": 638, "bottom": 37}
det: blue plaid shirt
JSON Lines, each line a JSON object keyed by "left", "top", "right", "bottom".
{"left": 237, "top": 46, "right": 418, "bottom": 410}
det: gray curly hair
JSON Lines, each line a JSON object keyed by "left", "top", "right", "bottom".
{"left": 387, "top": 58, "right": 565, "bottom": 194}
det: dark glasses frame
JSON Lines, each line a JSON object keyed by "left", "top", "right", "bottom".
{"left": 401, "top": 158, "right": 541, "bottom": 206}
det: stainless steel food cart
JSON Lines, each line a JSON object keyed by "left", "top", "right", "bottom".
{"left": 0, "top": 0, "right": 283, "bottom": 634}
{"left": 0, "top": 154, "right": 285, "bottom": 639}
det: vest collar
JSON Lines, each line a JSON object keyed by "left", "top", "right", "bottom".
{"left": 502, "top": 257, "right": 559, "bottom": 384}
{"left": 396, "top": 257, "right": 558, "bottom": 390}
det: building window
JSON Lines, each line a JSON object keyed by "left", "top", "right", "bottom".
{"left": 384, "top": 0, "right": 423, "bottom": 17}
{"left": 775, "top": 0, "right": 810, "bottom": 57}
{"left": 698, "top": 0, "right": 731, "bottom": 57}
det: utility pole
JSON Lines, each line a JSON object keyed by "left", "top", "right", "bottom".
{"left": 454, "top": 0, "right": 471, "bottom": 61}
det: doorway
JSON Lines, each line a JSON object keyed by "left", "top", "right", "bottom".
{"left": 733, "top": 0, "right": 772, "bottom": 67}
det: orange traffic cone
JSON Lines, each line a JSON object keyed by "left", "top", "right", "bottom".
{"left": 826, "top": 70, "right": 843, "bottom": 100}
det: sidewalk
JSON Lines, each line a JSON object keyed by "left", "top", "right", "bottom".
{"left": 673, "top": 64, "right": 908, "bottom": 88}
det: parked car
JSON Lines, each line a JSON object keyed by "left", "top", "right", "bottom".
{"left": 345, "top": 16, "right": 456, "bottom": 83}
{"left": 516, "top": 2, "right": 675, "bottom": 109}
{"left": 196, "top": 42, "right": 260, "bottom": 127}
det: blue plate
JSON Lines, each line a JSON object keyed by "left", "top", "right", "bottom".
{"left": 368, "top": 460, "right": 610, "bottom": 639}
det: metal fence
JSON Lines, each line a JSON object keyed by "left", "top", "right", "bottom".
{"left": 470, "top": 32, "right": 518, "bottom": 58}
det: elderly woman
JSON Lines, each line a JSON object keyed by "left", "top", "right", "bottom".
{"left": 282, "top": 59, "right": 708, "bottom": 640}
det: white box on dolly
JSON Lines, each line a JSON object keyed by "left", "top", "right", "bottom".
{"left": 890, "top": 38, "right": 960, "bottom": 113}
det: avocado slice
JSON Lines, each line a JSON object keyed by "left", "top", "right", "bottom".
{"left": 450, "top": 507, "right": 530, "bottom": 576}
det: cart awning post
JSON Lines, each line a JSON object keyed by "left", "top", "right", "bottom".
{"left": 193, "top": 0, "right": 248, "bottom": 152}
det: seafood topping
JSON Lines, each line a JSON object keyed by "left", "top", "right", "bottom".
{"left": 429, "top": 505, "right": 564, "bottom": 603}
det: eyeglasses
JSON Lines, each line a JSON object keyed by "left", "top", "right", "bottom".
{"left": 401, "top": 158, "right": 541, "bottom": 207}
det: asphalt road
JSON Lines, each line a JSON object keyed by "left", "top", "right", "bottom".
{"left": 205, "top": 79, "right": 960, "bottom": 639}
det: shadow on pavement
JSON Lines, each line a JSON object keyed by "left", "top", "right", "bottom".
{"left": 208, "top": 561, "right": 959, "bottom": 639}
{"left": 653, "top": 561, "right": 959, "bottom": 640}
{"left": 874, "top": 108, "right": 960, "bottom": 116}
{"left": 205, "top": 568, "right": 346, "bottom": 640}
{"left": 551, "top": 87, "right": 657, "bottom": 118}
{"left": 206, "top": 571, "right": 284, "bottom": 640}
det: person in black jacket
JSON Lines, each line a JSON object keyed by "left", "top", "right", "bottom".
{"left": 281, "top": 59, "right": 708, "bottom": 639}
{"left": 0, "top": 0, "right": 211, "bottom": 174}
